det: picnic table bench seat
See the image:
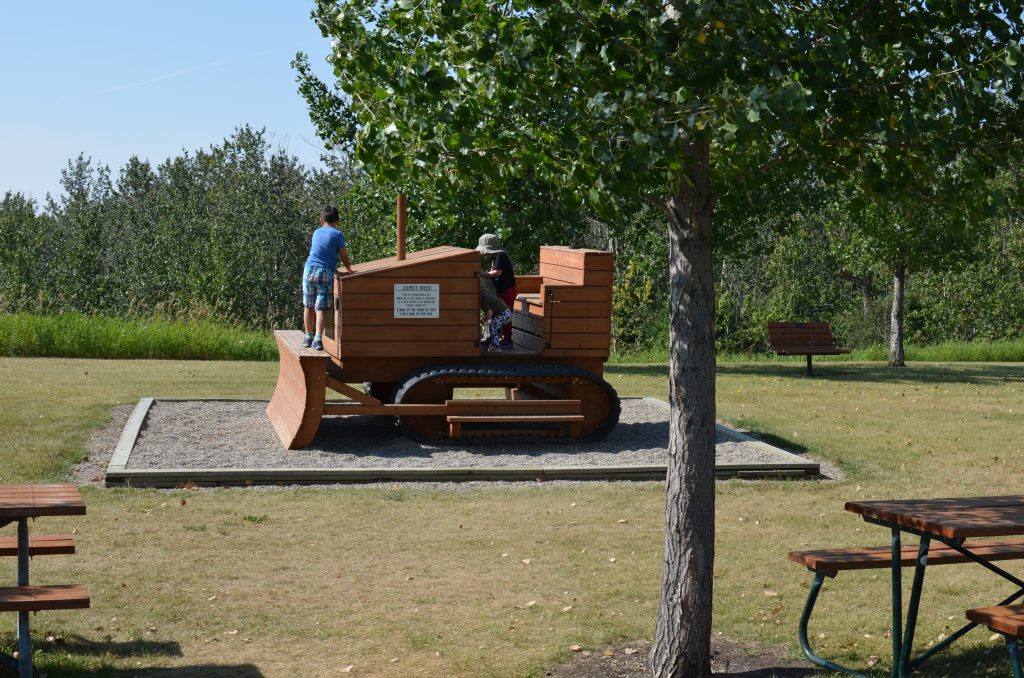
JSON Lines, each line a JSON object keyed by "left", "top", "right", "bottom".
{"left": 789, "top": 539, "right": 1024, "bottom": 674}
{"left": 767, "top": 322, "right": 850, "bottom": 375}
{"left": 966, "top": 605, "right": 1024, "bottom": 677}
{"left": 0, "top": 534, "right": 76, "bottom": 557}
{"left": 0, "top": 585, "right": 90, "bottom": 612}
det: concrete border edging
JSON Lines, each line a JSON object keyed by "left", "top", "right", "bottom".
{"left": 104, "top": 396, "right": 819, "bottom": 487}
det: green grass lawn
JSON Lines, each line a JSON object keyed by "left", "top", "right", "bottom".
{"left": 1, "top": 357, "right": 1023, "bottom": 676}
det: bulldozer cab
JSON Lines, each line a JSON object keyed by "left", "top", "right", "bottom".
{"left": 321, "top": 245, "right": 613, "bottom": 364}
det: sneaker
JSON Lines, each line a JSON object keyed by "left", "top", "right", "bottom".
{"left": 301, "top": 333, "right": 313, "bottom": 348}
{"left": 499, "top": 338, "right": 514, "bottom": 349}
{"left": 486, "top": 344, "right": 502, "bottom": 353}
{"left": 311, "top": 336, "right": 324, "bottom": 351}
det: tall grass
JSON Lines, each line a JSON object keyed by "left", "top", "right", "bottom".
{"left": 0, "top": 312, "right": 277, "bottom": 361}
{"left": 4, "top": 311, "right": 1023, "bottom": 363}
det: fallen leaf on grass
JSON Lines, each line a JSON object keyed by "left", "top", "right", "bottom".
{"left": 603, "top": 649, "right": 615, "bottom": 657}
{"left": 561, "top": 606, "right": 574, "bottom": 612}
{"left": 569, "top": 645, "right": 582, "bottom": 652}
{"left": 340, "top": 665, "right": 354, "bottom": 673}
{"left": 224, "top": 630, "right": 238, "bottom": 635}
{"left": 866, "top": 655, "right": 880, "bottom": 667}
{"left": 525, "top": 600, "right": 536, "bottom": 608}
{"left": 522, "top": 559, "right": 531, "bottom": 565}
{"left": 624, "top": 647, "right": 638, "bottom": 655}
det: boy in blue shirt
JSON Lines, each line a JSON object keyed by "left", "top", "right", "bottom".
{"left": 303, "top": 205, "right": 353, "bottom": 350}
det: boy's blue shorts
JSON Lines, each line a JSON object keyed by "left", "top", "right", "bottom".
{"left": 302, "top": 264, "right": 334, "bottom": 310}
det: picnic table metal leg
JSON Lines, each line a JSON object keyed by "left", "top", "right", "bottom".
{"left": 1006, "top": 636, "right": 1024, "bottom": 678}
{"left": 890, "top": 527, "right": 903, "bottom": 678}
{"left": 17, "top": 518, "right": 31, "bottom": 678}
{"left": 806, "top": 355, "right": 813, "bottom": 376}
{"left": 897, "top": 534, "right": 931, "bottom": 676}
{"left": 798, "top": 572, "right": 868, "bottom": 677}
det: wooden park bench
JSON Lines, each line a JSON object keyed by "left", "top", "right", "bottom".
{"left": 789, "top": 540, "right": 1024, "bottom": 674}
{"left": 767, "top": 322, "right": 850, "bottom": 375}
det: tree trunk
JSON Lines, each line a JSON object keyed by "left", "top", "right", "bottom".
{"left": 650, "top": 140, "right": 717, "bottom": 677}
{"left": 859, "top": 274, "right": 873, "bottom": 323}
{"left": 889, "top": 260, "right": 907, "bottom": 367}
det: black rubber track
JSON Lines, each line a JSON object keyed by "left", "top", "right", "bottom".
{"left": 390, "top": 363, "right": 620, "bottom": 444}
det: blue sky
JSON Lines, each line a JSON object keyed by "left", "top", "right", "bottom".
{"left": 0, "top": 1, "right": 335, "bottom": 203}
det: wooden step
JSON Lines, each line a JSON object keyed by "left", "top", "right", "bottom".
{"left": 447, "top": 414, "right": 585, "bottom": 423}
{"left": 445, "top": 399, "right": 582, "bottom": 415}
{"left": 446, "top": 414, "right": 585, "bottom": 438}
{"left": 0, "top": 534, "right": 75, "bottom": 557}
{"left": 0, "top": 585, "right": 90, "bottom": 612}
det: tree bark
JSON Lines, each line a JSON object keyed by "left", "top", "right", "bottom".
{"left": 650, "top": 140, "right": 716, "bottom": 677}
{"left": 889, "top": 260, "right": 907, "bottom": 367}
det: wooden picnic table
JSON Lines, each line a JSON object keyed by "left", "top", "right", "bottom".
{"left": 846, "top": 495, "right": 1024, "bottom": 677}
{"left": 0, "top": 484, "right": 88, "bottom": 677}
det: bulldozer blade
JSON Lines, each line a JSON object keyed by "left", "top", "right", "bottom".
{"left": 266, "top": 330, "right": 327, "bottom": 449}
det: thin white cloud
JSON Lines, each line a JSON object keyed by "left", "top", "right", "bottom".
{"left": 90, "top": 57, "right": 242, "bottom": 96}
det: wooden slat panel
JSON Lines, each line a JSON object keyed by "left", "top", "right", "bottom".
{"left": 539, "top": 246, "right": 614, "bottom": 270}
{"left": 513, "top": 297, "right": 610, "bottom": 318}
{"left": 344, "top": 247, "right": 479, "bottom": 277}
{"left": 512, "top": 328, "right": 544, "bottom": 352}
{"left": 512, "top": 312, "right": 543, "bottom": 336}
{"left": 846, "top": 495, "right": 1024, "bottom": 539}
{"left": 512, "top": 295, "right": 541, "bottom": 314}
{"left": 770, "top": 325, "right": 831, "bottom": 333}
{"left": 774, "top": 347, "right": 850, "bottom": 355}
{"left": 338, "top": 341, "right": 480, "bottom": 357}
{"left": 967, "top": 606, "right": 1024, "bottom": 636}
{"left": 551, "top": 317, "right": 611, "bottom": 334}
{"left": 0, "top": 484, "right": 86, "bottom": 518}
{"left": 341, "top": 277, "right": 477, "bottom": 294}
{"left": 0, "top": 534, "right": 76, "bottom": 557}
{"left": 0, "top": 585, "right": 90, "bottom": 612}
{"left": 544, "top": 302, "right": 612, "bottom": 318}
{"left": 545, "top": 285, "right": 613, "bottom": 303}
{"left": 550, "top": 333, "right": 611, "bottom": 350}
{"left": 789, "top": 539, "right": 1024, "bottom": 572}
{"left": 511, "top": 317, "right": 614, "bottom": 346}
{"left": 341, "top": 324, "right": 477, "bottom": 342}
{"left": 516, "top": 275, "right": 543, "bottom": 294}
{"left": 539, "top": 262, "right": 614, "bottom": 286}
{"left": 341, "top": 293, "right": 477, "bottom": 310}
{"left": 443, "top": 399, "right": 582, "bottom": 414}
{"left": 348, "top": 262, "right": 480, "bottom": 278}
{"left": 341, "top": 309, "right": 479, "bottom": 326}
{"left": 447, "top": 414, "right": 585, "bottom": 423}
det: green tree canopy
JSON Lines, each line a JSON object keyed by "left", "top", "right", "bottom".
{"left": 297, "top": 2, "right": 1024, "bottom": 674}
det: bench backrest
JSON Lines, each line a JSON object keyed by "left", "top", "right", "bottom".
{"left": 767, "top": 322, "right": 838, "bottom": 350}
{"left": 510, "top": 246, "right": 613, "bottom": 357}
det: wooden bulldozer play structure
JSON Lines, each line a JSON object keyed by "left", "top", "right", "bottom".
{"left": 267, "top": 199, "right": 620, "bottom": 449}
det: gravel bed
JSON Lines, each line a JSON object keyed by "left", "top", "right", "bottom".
{"left": 71, "top": 398, "right": 841, "bottom": 486}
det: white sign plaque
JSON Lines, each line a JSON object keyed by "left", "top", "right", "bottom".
{"left": 393, "top": 283, "right": 440, "bottom": 318}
